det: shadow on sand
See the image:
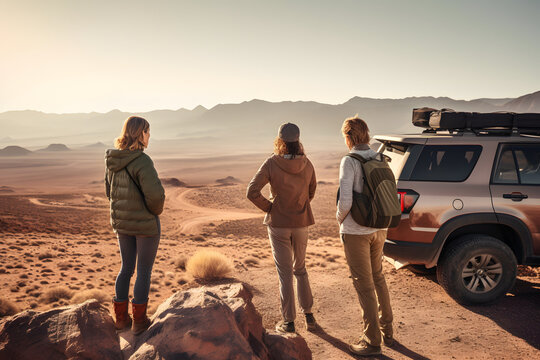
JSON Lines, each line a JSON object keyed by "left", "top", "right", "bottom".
{"left": 408, "top": 269, "right": 540, "bottom": 350}
{"left": 465, "top": 278, "right": 540, "bottom": 350}
{"left": 311, "top": 327, "right": 431, "bottom": 360}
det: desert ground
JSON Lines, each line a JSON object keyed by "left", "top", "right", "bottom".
{"left": 0, "top": 147, "right": 539, "bottom": 360}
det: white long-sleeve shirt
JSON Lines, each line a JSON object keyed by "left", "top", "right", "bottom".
{"left": 336, "top": 148, "right": 380, "bottom": 235}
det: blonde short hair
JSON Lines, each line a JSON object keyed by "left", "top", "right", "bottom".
{"left": 114, "top": 116, "right": 149, "bottom": 151}
{"left": 342, "top": 115, "right": 370, "bottom": 148}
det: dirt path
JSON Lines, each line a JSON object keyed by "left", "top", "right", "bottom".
{"left": 167, "top": 188, "right": 263, "bottom": 234}
{"left": 28, "top": 197, "right": 90, "bottom": 210}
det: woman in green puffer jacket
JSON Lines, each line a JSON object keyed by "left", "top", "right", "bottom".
{"left": 105, "top": 116, "right": 165, "bottom": 335}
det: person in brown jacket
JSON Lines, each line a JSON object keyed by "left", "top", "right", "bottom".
{"left": 247, "top": 123, "right": 317, "bottom": 333}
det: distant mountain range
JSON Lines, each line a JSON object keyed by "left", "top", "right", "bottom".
{"left": 1, "top": 91, "right": 538, "bottom": 151}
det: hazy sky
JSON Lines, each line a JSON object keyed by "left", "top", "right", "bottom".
{"left": 1, "top": 0, "right": 539, "bottom": 113}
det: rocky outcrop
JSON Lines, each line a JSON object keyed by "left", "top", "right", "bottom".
{"left": 126, "top": 286, "right": 259, "bottom": 360}
{"left": 0, "top": 282, "right": 311, "bottom": 360}
{"left": 0, "top": 299, "right": 121, "bottom": 360}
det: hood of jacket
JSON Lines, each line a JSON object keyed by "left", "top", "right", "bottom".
{"left": 271, "top": 154, "right": 308, "bottom": 174}
{"left": 105, "top": 149, "right": 144, "bottom": 172}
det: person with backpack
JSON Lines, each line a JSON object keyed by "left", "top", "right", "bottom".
{"left": 337, "top": 116, "right": 397, "bottom": 356}
{"left": 105, "top": 116, "right": 165, "bottom": 335}
{"left": 247, "top": 123, "right": 317, "bottom": 333}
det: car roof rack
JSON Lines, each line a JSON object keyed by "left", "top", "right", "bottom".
{"left": 412, "top": 108, "right": 540, "bottom": 136}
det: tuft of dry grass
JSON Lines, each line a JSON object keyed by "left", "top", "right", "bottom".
{"left": 70, "top": 289, "right": 109, "bottom": 304}
{"left": 0, "top": 298, "right": 20, "bottom": 317}
{"left": 40, "top": 286, "right": 73, "bottom": 304}
{"left": 173, "top": 255, "right": 188, "bottom": 270}
{"left": 186, "top": 250, "right": 234, "bottom": 281}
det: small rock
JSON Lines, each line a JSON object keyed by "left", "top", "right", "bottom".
{"left": 264, "top": 331, "right": 312, "bottom": 360}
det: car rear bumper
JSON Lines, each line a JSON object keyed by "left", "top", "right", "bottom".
{"left": 383, "top": 239, "right": 438, "bottom": 268}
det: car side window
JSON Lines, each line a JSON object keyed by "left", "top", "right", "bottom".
{"left": 515, "top": 145, "right": 540, "bottom": 185}
{"left": 410, "top": 145, "right": 481, "bottom": 182}
{"left": 493, "top": 144, "right": 540, "bottom": 185}
{"left": 493, "top": 147, "right": 518, "bottom": 184}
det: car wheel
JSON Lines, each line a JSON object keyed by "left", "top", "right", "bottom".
{"left": 436, "top": 234, "right": 517, "bottom": 304}
{"left": 407, "top": 264, "right": 436, "bottom": 275}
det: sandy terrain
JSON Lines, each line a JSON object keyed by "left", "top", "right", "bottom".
{"left": 0, "top": 150, "right": 539, "bottom": 359}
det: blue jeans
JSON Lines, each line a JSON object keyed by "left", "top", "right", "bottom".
{"left": 114, "top": 219, "right": 160, "bottom": 304}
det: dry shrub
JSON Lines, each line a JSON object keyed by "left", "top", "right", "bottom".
{"left": 0, "top": 298, "right": 20, "bottom": 317}
{"left": 70, "top": 289, "right": 109, "bottom": 304}
{"left": 186, "top": 250, "right": 233, "bottom": 281}
{"left": 173, "top": 255, "right": 188, "bottom": 270}
{"left": 41, "top": 286, "right": 73, "bottom": 304}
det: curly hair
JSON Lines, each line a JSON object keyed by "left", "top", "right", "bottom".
{"left": 114, "top": 116, "right": 149, "bottom": 151}
{"left": 273, "top": 137, "right": 305, "bottom": 157}
{"left": 342, "top": 115, "right": 370, "bottom": 149}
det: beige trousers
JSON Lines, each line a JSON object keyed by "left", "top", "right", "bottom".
{"left": 341, "top": 230, "right": 393, "bottom": 346}
{"left": 268, "top": 225, "right": 314, "bottom": 322}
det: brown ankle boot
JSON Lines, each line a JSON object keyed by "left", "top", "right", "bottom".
{"left": 131, "top": 301, "right": 151, "bottom": 335}
{"left": 112, "top": 299, "right": 132, "bottom": 330}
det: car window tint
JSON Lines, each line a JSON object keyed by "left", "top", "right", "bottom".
{"left": 514, "top": 144, "right": 540, "bottom": 185}
{"left": 493, "top": 148, "right": 518, "bottom": 184}
{"left": 410, "top": 145, "right": 481, "bottom": 182}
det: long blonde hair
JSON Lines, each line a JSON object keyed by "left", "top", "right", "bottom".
{"left": 114, "top": 116, "right": 149, "bottom": 151}
{"left": 342, "top": 115, "right": 370, "bottom": 149}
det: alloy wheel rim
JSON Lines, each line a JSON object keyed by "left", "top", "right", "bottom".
{"left": 461, "top": 254, "right": 503, "bottom": 293}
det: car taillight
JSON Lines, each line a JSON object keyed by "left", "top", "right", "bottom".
{"left": 397, "top": 189, "right": 419, "bottom": 214}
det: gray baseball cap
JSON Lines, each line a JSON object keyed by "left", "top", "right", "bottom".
{"left": 278, "top": 123, "right": 300, "bottom": 142}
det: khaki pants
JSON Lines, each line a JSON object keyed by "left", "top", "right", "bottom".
{"left": 341, "top": 231, "right": 393, "bottom": 346}
{"left": 268, "top": 225, "right": 314, "bottom": 322}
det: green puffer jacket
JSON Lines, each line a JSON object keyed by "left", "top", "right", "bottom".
{"left": 105, "top": 149, "right": 165, "bottom": 236}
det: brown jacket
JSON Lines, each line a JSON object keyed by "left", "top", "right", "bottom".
{"left": 247, "top": 154, "right": 316, "bottom": 228}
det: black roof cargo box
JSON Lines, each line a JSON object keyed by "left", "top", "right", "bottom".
{"left": 412, "top": 108, "right": 540, "bottom": 135}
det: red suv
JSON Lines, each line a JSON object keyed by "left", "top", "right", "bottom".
{"left": 377, "top": 110, "right": 540, "bottom": 304}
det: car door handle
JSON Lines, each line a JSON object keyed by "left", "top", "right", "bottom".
{"left": 503, "top": 192, "right": 528, "bottom": 201}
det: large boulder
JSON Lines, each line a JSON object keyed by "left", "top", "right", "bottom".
{"left": 123, "top": 282, "right": 310, "bottom": 360}
{"left": 0, "top": 299, "right": 121, "bottom": 360}
{"left": 127, "top": 286, "right": 259, "bottom": 360}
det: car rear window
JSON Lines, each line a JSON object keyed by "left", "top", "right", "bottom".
{"left": 380, "top": 142, "right": 411, "bottom": 180}
{"left": 410, "top": 145, "right": 482, "bottom": 182}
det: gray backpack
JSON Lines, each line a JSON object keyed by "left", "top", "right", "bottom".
{"left": 337, "top": 153, "right": 401, "bottom": 228}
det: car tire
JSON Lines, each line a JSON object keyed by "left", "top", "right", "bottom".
{"left": 436, "top": 234, "right": 517, "bottom": 304}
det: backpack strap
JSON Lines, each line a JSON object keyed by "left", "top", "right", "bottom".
{"left": 346, "top": 153, "right": 368, "bottom": 163}
{"left": 345, "top": 152, "right": 383, "bottom": 199}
